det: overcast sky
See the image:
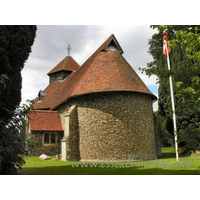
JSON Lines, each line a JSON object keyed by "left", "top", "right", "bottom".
{"left": 21, "top": 25, "right": 159, "bottom": 110}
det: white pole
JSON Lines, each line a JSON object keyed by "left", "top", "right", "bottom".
{"left": 166, "top": 48, "right": 179, "bottom": 161}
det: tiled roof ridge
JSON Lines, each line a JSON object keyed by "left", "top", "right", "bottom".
{"left": 63, "top": 57, "right": 70, "bottom": 70}
{"left": 33, "top": 110, "right": 58, "bottom": 113}
{"left": 47, "top": 56, "right": 80, "bottom": 75}
{"left": 80, "top": 34, "right": 114, "bottom": 68}
{"left": 66, "top": 56, "right": 80, "bottom": 72}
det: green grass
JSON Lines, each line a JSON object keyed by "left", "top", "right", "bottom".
{"left": 18, "top": 147, "right": 200, "bottom": 175}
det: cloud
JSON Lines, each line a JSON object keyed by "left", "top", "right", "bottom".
{"left": 153, "top": 94, "right": 159, "bottom": 112}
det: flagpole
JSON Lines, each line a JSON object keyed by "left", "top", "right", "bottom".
{"left": 166, "top": 47, "right": 179, "bottom": 161}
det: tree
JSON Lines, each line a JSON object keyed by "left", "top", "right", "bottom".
{"left": 0, "top": 25, "right": 37, "bottom": 174}
{"left": 0, "top": 100, "right": 34, "bottom": 174}
{"left": 171, "top": 27, "right": 200, "bottom": 154}
{"left": 140, "top": 25, "right": 200, "bottom": 155}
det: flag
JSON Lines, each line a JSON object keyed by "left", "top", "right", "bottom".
{"left": 163, "top": 26, "right": 171, "bottom": 56}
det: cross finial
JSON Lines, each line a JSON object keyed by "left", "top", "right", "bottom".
{"left": 67, "top": 42, "right": 71, "bottom": 56}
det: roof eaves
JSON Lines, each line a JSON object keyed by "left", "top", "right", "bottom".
{"left": 52, "top": 90, "right": 157, "bottom": 110}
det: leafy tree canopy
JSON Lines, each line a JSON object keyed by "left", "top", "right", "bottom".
{"left": 142, "top": 25, "right": 200, "bottom": 155}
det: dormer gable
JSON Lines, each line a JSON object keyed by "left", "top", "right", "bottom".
{"left": 38, "top": 90, "right": 47, "bottom": 101}
{"left": 102, "top": 34, "right": 124, "bottom": 54}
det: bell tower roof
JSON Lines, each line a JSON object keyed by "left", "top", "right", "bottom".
{"left": 47, "top": 56, "right": 80, "bottom": 75}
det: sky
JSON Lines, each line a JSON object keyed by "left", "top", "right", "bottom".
{"left": 21, "top": 25, "right": 159, "bottom": 110}
{"left": 2, "top": 1, "right": 197, "bottom": 196}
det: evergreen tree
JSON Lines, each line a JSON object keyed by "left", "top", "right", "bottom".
{"left": 0, "top": 25, "right": 37, "bottom": 174}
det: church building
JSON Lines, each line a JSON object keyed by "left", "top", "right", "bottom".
{"left": 28, "top": 34, "right": 161, "bottom": 161}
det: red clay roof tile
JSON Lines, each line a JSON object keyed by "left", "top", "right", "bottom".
{"left": 29, "top": 110, "right": 63, "bottom": 131}
{"left": 33, "top": 79, "right": 66, "bottom": 110}
{"left": 47, "top": 56, "right": 80, "bottom": 75}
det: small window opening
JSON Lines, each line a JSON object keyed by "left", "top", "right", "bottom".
{"left": 38, "top": 90, "right": 47, "bottom": 101}
{"left": 44, "top": 133, "right": 49, "bottom": 144}
{"left": 43, "top": 132, "right": 57, "bottom": 146}
{"left": 51, "top": 133, "right": 56, "bottom": 144}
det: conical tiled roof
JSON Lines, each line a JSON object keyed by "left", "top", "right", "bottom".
{"left": 52, "top": 34, "right": 157, "bottom": 108}
{"left": 47, "top": 56, "right": 80, "bottom": 75}
{"left": 34, "top": 34, "right": 157, "bottom": 110}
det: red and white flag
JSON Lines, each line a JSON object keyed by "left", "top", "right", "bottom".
{"left": 163, "top": 26, "right": 171, "bottom": 56}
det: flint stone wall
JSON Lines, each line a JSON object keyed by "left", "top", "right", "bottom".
{"left": 28, "top": 131, "right": 63, "bottom": 156}
{"left": 154, "top": 114, "right": 162, "bottom": 157}
{"left": 58, "top": 91, "right": 157, "bottom": 161}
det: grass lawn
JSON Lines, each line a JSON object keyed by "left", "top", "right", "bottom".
{"left": 18, "top": 147, "right": 200, "bottom": 175}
